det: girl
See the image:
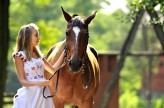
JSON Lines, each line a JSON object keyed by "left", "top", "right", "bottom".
{"left": 12, "top": 23, "right": 64, "bottom": 108}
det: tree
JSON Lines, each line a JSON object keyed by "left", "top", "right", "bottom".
{"left": 101, "top": 0, "right": 164, "bottom": 107}
{"left": 0, "top": 0, "right": 10, "bottom": 107}
{"left": 126, "top": 0, "right": 164, "bottom": 26}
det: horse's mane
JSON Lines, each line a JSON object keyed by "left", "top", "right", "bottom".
{"left": 46, "top": 40, "right": 66, "bottom": 59}
{"left": 70, "top": 14, "right": 85, "bottom": 28}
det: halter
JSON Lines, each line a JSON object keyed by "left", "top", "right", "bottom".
{"left": 43, "top": 46, "right": 92, "bottom": 98}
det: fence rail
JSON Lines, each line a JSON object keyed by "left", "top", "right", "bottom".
{"left": 3, "top": 93, "right": 14, "bottom": 104}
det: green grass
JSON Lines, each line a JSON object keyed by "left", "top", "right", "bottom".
{"left": 3, "top": 105, "right": 72, "bottom": 108}
{"left": 3, "top": 96, "right": 73, "bottom": 108}
{"left": 3, "top": 96, "right": 13, "bottom": 108}
{"left": 64, "top": 105, "right": 72, "bottom": 108}
{"left": 3, "top": 104, "right": 12, "bottom": 108}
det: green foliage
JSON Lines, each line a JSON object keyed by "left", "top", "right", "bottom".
{"left": 120, "top": 90, "right": 139, "bottom": 108}
{"left": 126, "top": 0, "right": 164, "bottom": 26}
{"left": 90, "top": 10, "right": 131, "bottom": 52}
{"left": 130, "top": 25, "right": 162, "bottom": 52}
{"left": 36, "top": 20, "right": 63, "bottom": 54}
{"left": 120, "top": 92, "right": 164, "bottom": 108}
{"left": 9, "top": 0, "right": 132, "bottom": 54}
{"left": 35, "top": 0, "right": 50, "bottom": 6}
{"left": 5, "top": 0, "right": 164, "bottom": 108}
{"left": 120, "top": 56, "right": 164, "bottom": 108}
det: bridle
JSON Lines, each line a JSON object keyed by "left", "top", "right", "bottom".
{"left": 43, "top": 44, "right": 92, "bottom": 98}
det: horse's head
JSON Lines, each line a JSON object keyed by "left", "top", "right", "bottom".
{"left": 61, "top": 7, "right": 97, "bottom": 72}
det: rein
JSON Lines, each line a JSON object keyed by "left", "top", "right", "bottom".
{"left": 43, "top": 47, "right": 67, "bottom": 98}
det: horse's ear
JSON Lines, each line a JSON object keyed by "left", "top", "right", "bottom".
{"left": 84, "top": 11, "right": 97, "bottom": 25}
{"left": 61, "top": 6, "right": 72, "bottom": 22}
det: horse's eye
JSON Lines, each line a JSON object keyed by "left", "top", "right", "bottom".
{"left": 67, "top": 24, "right": 71, "bottom": 28}
{"left": 68, "top": 26, "right": 70, "bottom": 28}
{"left": 66, "top": 32, "right": 69, "bottom": 36}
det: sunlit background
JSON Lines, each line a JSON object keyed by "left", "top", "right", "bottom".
{"left": 3, "top": 0, "right": 164, "bottom": 108}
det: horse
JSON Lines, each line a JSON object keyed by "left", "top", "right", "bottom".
{"left": 44, "top": 7, "right": 100, "bottom": 108}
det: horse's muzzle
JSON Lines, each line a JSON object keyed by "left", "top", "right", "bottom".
{"left": 69, "top": 58, "right": 82, "bottom": 72}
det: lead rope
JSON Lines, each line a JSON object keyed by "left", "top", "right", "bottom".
{"left": 43, "top": 47, "right": 67, "bottom": 98}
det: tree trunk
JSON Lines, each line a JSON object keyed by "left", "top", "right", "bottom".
{"left": 0, "top": 0, "right": 10, "bottom": 108}
{"left": 100, "top": 10, "right": 145, "bottom": 108}
{"left": 147, "top": 9, "right": 164, "bottom": 50}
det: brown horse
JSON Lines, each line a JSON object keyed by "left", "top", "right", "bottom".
{"left": 44, "top": 7, "right": 100, "bottom": 108}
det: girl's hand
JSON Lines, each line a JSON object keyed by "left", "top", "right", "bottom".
{"left": 38, "top": 80, "right": 49, "bottom": 87}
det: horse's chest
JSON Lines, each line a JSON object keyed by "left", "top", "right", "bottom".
{"left": 55, "top": 72, "right": 82, "bottom": 101}
{"left": 59, "top": 70, "right": 81, "bottom": 87}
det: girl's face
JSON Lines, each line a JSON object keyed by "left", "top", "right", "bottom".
{"left": 31, "top": 28, "right": 40, "bottom": 47}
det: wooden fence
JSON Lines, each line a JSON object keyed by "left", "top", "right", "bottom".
{"left": 3, "top": 93, "right": 14, "bottom": 105}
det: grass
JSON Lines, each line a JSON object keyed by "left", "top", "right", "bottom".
{"left": 3, "top": 105, "right": 72, "bottom": 108}
{"left": 3, "top": 96, "right": 73, "bottom": 108}
{"left": 3, "top": 98, "right": 72, "bottom": 108}
{"left": 3, "top": 96, "right": 13, "bottom": 108}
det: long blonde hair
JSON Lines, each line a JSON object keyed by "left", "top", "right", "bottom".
{"left": 14, "top": 23, "right": 43, "bottom": 60}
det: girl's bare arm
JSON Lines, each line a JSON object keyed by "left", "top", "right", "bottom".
{"left": 14, "top": 56, "right": 49, "bottom": 87}
{"left": 44, "top": 50, "right": 65, "bottom": 74}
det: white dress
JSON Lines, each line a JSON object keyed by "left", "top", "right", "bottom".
{"left": 12, "top": 51, "right": 55, "bottom": 108}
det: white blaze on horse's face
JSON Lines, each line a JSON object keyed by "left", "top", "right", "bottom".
{"left": 73, "top": 26, "right": 80, "bottom": 47}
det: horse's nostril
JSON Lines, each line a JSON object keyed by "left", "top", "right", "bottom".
{"left": 78, "top": 59, "right": 82, "bottom": 67}
{"left": 69, "top": 59, "right": 82, "bottom": 72}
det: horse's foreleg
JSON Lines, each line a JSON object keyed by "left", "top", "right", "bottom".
{"left": 53, "top": 98, "right": 64, "bottom": 108}
{"left": 54, "top": 102, "right": 64, "bottom": 108}
{"left": 78, "top": 98, "right": 93, "bottom": 108}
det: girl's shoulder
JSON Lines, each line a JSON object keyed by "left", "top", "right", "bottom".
{"left": 13, "top": 51, "right": 27, "bottom": 62}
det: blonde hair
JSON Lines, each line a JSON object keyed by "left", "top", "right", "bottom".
{"left": 14, "top": 23, "right": 43, "bottom": 60}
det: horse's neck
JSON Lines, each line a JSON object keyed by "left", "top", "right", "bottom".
{"left": 47, "top": 40, "right": 66, "bottom": 64}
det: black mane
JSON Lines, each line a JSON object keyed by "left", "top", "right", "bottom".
{"left": 70, "top": 15, "right": 85, "bottom": 28}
